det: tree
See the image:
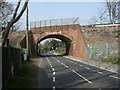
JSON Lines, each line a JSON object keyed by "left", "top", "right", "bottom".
{"left": 0, "top": 0, "right": 13, "bottom": 31}
{"left": 10, "top": 21, "right": 22, "bottom": 32}
{"left": 2, "top": 0, "right": 29, "bottom": 46}
{"left": 97, "top": 8, "right": 108, "bottom": 24}
{"left": 106, "top": 0, "right": 118, "bottom": 23}
{"left": 117, "top": 1, "right": 120, "bottom": 23}
{"left": 88, "top": 16, "right": 98, "bottom": 25}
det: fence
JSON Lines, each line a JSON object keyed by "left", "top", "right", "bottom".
{"left": 2, "top": 46, "right": 21, "bottom": 85}
{"left": 86, "top": 43, "right": 118, "bottom": 60}
{"left": 30, "top": 17, "right": 79, "bottom": 28}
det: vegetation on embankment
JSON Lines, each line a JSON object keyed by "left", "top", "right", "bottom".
{"left": 2, "top": 61, "right": 33, "bottom": 89}
{"left": 101, "top": 57, "right": 120, "bottom": 65}
{"left": 55, "top": 49, "right": 66, "bottom": 55}
{"left": 91, "top": 56, "right": 120, "bottom": 65}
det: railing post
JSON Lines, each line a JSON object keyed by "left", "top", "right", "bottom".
{"left": 35, "top": 22, "right": 36, "bottom": 29}
{"left": 30, "top": 22, "right": 31, "bottom": 29}
{"left": 50, "top": 20, "right": 51, "bottom": 28}
{"left": 40, "top": 21, "right": 41, "bottom": 28}
{"left": 56, "top": 19, "right": 57, "bottom": 29}
{"left": 45, "top": 20, "right": 46, "bottom": 28}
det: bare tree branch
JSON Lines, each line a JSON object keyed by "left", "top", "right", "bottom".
{"left": 106, "top": 0, "right": 118, "bottom": 23}
{"left": 0, "top": 1, "right": 14, "bottom": 27}
{"left": 15, "top": 0, "right": 29, "bottom": 23}
{"left": 97, "top": 8, "right": 107, "bottom": 24}
{"left": 2, "top": 0, "right": 29, "bottom": 46}
{"left": 12, "top": 0, "right": 22, "bottom": 19}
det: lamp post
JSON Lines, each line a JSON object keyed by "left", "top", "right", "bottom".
{"left": 87, "top": 44, "right": 92, "bottom": 59}
{"left": 26, "top": 4, "right": 29, "bottom": 60}
{"left": 116, "top": 33, "right": 119, "bottom": 63}
{"left": 90, "top": 46, "right": 93, "bottom": 59}
{"left": 105, "top": 43, "right": 109, "bottom": 60}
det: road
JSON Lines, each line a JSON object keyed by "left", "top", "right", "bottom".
{"left": 38, "top": 52, "right": 119, "bottom": 89}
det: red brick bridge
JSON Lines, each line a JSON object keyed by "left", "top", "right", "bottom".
{"left": 21, "top": 18, "right": 86, "bottom": 58}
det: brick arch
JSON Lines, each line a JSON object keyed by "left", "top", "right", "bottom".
{"left": 36, "top": 34, "right": 72, "bottom": 55}
{"left": 36, "top": 34, "right": 72, "bottom": 44}
{"left": 29, "top": 24, "right": 86, "bottom": 58}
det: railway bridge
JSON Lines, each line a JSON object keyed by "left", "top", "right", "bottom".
{"left": 21, "top": 17, "right": 86, "bottom": 58}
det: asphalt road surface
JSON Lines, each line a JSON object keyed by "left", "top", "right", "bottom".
{"left": 38, "top": 52, "right": 119, "bottom": 89}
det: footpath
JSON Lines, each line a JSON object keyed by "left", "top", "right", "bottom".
{"left": 64, "top": 56, "right": 119, "bottom": 74}
{"left": 28, "top": 57, "right": 41, "bottom": 88}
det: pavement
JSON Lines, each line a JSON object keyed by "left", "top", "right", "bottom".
{"left": 64, "top": 56, "right": 119, "bottom": 74}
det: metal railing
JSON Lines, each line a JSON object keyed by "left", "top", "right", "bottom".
{"left": 30, "top": 17, "right": 79, "bottom": 28}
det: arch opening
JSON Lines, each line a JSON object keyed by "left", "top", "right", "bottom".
{"left": 36, "top": 34, "right": 72, "bottom": 56}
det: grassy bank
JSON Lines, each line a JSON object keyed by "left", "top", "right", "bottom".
{"left": 91, "top": 56, "right": 120, "bottom": 65}
{"left": 2, "top": 61, "right": 32, "bottom": 89}
{"left": 101, "top": 57, "right": 120, "bottom": 65}
{"left": 55, "top": 49, "right": 66, "bottom": 55}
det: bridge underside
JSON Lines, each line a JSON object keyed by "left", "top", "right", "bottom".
{"left": 36, "top": 34, "right": 72, "bottom": 55}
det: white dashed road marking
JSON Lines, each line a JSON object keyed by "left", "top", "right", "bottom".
{"left": 53, "top": 72, "right": 56, "bottom": 75}
{"left": 52, "top": 86, "right": 56, "bottom": 90}
{"left": 90, "top": 69, "right": 103, "bottom": 74}
{"left": 71, "top": 69, "right": 92, "bottom": 84}
{"left": 97, "top": 71, "right": 103, "bottom": 74}
{"left": 46, "top": 57, "right": 56, "bottom": 89}
{"left": 91, "top": 69, "right": 97, "bottom": 72}
{"left": 65, "top": 65, "right": 69, "bottom": 68}
{"left": 110, "top": 75, "right": 120, "bottom": 79}
{"left": 52, "top": 57, "right": 69, "bottom": 68}
{"left": 71, "top": 61, "right": 73, "bottom": 63}
{"left": 85, "top": 67, "right": 90, "bottom": 70}
{"left": 79, "top": 64, "right": 82, "bottom": 67}
{"left": 74, "top": 63, "right": 77, "bottom": 65}
{"left": 52, "top": 68, "right": 55, "bottom": 71}
{"left": 53, "top": 77, "right": 55, "bottom": 82}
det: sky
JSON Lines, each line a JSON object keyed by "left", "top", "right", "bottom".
{"left": 17, "top": 2, "right": 106, "bottom": 30}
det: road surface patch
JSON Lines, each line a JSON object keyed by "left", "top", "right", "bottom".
{"left": 74, "top": 63, "right": 77, "bottom": 65}
{"left": 90, "top": 69, "right": 97, "bottom": 72}
{"left": 71, "top": 69, "right": 92, "bottom": 84}
{"left": 90, "top": 69, "right": 103, "bottom": 75}
{"left": 52, "top": 57, "right": 69, "bottom": 68}
{"left": 71, "top": 61, "right": 73, "bottom": 63}
{"left": 64, "top": 56, "right": 119, "bottom": 74}
{"left": 52, "top": 57, "right": 92, "bottom": 84}
{"left": 85, "top": 67, "right": 90, "bottom": 70}
{"left": 79, "top": 64, "right": 83, "bottom": 67}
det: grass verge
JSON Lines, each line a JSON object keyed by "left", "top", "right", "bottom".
{"left": 55, "top": 49, "right": 66, "bottom": 55}
{"left": 101, "top": 57, "right": 120, "bottom": 65}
